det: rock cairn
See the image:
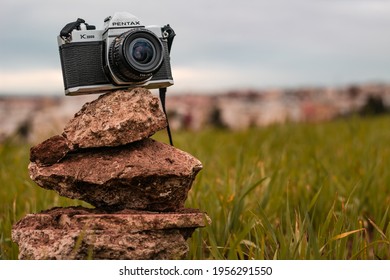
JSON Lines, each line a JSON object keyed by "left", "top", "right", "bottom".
{"left": 12, "top": 88, "right": 210, "bottom": 260}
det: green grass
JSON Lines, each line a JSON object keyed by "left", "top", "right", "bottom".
{"left": 1, "top": 116, "right": 390, "bottom": 259}
{"left": 0, "top": 139, "right": 91, "bottom": 259}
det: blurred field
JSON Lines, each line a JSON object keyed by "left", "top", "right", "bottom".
{"left": 1, "top": 116, "right": 390, "bottom": 259}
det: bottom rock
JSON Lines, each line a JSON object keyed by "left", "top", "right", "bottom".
{"left": 12, "top": 207, "right": 210, "bottom": 260}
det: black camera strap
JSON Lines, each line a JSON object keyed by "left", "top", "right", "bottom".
{"left": 159, "top": 88, "right": 174, "bottom": 146}
{"left": 162, "top": 24, "right": 176, "bottom": 53}
{"left": 159, "top": 24, "right": 176, "bottom": 146}
{"left": 60, "top": 18, "right": 96, "bottom": 40}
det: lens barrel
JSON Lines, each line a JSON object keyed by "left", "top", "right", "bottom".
{"left": 109, "top": 29, "right": 164, "bottom": 82}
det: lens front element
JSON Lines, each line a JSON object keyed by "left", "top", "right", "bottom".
{"left": 130, "top": 39, "right": 155, "bottom": 64}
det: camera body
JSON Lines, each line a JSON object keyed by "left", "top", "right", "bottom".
{"left": 58, "top": 12, "right": 174, "bottom": 95}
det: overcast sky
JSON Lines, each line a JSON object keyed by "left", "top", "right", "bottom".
{"left": 1, "top": 0, "right": 390, "bottom": 95}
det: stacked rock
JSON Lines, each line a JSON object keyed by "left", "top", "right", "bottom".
{"left": 12, "top": 88, "right": 210, "bottom": 260}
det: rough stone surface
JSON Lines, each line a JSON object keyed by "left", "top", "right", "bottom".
{"left": 12, "top": 206, "right": 210, "bottom": 260}
{"left": 30, "top": 135, "right": 71, "bottom": 166}
{"left": 62, "top": 88, "right": 167, "bottom": 149}
{"left": 15, "top": 88, "right": 210, "bottom": 260}
{"left": 28, "top": 138, "right": 203, "bottom": 211}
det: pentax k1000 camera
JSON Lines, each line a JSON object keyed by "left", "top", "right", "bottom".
{"left": 57, "top": 12, "right": 175, "bottom": 95}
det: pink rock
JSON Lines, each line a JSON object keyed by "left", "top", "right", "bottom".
{"left": 63, "top": 88, "right": 167, "bottom": 149}
{"left": 29, "top": 88, "right": 168, "bottom": 166}
{"left": 28, "top": 138, "right": 202, "bottom": 211}
{"left": 12, "top": 206, "right": 210, "bottom": 260}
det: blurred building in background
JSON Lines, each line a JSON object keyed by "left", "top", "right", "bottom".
{"left": 166, "top": 83, "right": 390, "bottom": 130}
{"left": 1, "top": 83, "right": 390, "bottom": 143}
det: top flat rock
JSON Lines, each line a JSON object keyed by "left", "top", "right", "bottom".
{"left": 63, "top": 88, "right": 167, "bottom": 149}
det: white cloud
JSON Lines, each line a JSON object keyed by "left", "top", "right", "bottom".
{"left": 0, "top": 69, "right": 63, "bottom": 95}
{"left": 171, "top": 64, "right": 300, "bottom": 93}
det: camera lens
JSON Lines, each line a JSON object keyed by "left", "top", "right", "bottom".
{"left": 129, "top": 38, "right": 156, "bottom": 66}
{"left": 109, "top": 29, "right": 164, "bottom": 82}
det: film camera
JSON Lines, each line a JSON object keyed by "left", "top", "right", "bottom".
{"left": 58, "top": 12, "right": 175, "bottom": 95}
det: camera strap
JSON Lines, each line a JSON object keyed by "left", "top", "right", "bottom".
{"left": 159, "top": 24, "right": 176, "bottom": 146}
{"left": 60, "top": 18, "right": 96, "bottom": 40}
{"left": 159, "top": 88, "right": 174, "bottom": 146}
{"left": 162, "top": 24, "right": 176, "bottom": 53}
